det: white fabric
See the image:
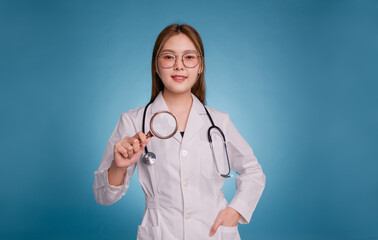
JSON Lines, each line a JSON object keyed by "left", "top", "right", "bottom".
{"left": 93, "top": 92, "right": 266, "bottom": 240}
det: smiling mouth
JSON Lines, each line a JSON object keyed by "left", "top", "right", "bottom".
{"left": 171, "top": 75, "right": 187, "bottom": 82}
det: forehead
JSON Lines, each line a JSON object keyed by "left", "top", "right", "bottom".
{"left": 161, "top": 33, "right": 197, "bottom": 53}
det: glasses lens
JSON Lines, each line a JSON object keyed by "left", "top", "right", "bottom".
{"left": 159, "top": 53, "right": 175, "bottom": 68}
{"left": 158, "top": 53, "right": 200, "bottom": 69}
{"left": 183, "top": 53, "right": 199, "bottom": 68}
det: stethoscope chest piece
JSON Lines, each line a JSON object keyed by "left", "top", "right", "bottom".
{"left": 142, "top": 152, "right": 156, "bottom": 165}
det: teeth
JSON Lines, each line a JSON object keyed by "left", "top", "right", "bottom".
{"left": 174, "top": 76, "right": 185, "bottom": 79}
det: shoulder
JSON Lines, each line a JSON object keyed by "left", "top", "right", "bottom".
{"left": 203, "top": 105, "right": 231, "bottom": 126}
{"left": 120, "top": 106, "right": 145, "bottom": 121}
{"left": 204, "top": 105, "right": 228, "bottom": 116}
{"left": 117, "top": 106, "right": 146, "bottom": 133}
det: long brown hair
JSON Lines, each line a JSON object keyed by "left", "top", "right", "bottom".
{"left": 150, "top": 24, "right": 206, "bottom": 104}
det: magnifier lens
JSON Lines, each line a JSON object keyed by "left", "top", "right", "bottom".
{"left": 150, "top": 112, "right": 177, "bottom": 139}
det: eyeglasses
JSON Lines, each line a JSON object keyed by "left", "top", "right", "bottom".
{"left": 157, "top": 52, "right": 202, "bottom": 69}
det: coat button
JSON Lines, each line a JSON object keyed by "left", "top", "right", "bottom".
{"left": 185, "top": 214, "right": 191, "bottom": 220}
{"left": 183, "top": 180, "right": 189, "bottom": 187}
{"left": 181, "top": 149, "right": 188, "bottom": 157}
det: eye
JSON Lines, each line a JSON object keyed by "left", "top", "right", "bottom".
{"left": 184, "top": 54, "right": 197, "bottom": 60}
{"left": 161, "top": 54, "right": 175, "bottom": 60}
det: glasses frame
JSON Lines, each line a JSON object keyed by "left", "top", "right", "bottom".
{"left": 157, "top": 52, "right": 202, "bottom": 69}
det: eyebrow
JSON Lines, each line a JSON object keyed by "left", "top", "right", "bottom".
{"left": 160, "top": 49, "right": 198, "bottom": 54}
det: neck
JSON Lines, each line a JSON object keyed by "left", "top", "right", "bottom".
{"left": 162, "top": 90, "right": 193, "bottom": 114}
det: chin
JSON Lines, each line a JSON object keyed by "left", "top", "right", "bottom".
{"left": 162, "top": 79, "right": 197, "bottom": 95}
{"left": 164, "top": 85, "right": 192, "bottom": 95}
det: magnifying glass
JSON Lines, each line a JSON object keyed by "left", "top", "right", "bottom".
{"left": 143, "top": 111, "right": 178, "bottom": 165}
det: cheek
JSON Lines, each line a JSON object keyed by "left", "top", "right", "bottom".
{"left": 159, "top": 70, "right": 175, "bottom": 87}
{"left": 189, "top": 68, "right": 200, "bottom": 80}
{"left": 157, "top": 67, "right": 169, "bottom": 79}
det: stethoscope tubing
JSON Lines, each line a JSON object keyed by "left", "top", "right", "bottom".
{"left": 142, "top": 101, "right": 232, "bottom": 178}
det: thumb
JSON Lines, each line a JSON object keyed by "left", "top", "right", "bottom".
{"left": 209, "top": 218, "right": 222, "bottom": 237}
{"left": 141, "top": 137, "right": 151, "bottom": 149}
{"left": 143, "top": 137, "right": 152, "bottom": 147}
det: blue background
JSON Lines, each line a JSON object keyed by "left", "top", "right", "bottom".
{"left": 0, "top": 0, "right": 377, "bottom": 239}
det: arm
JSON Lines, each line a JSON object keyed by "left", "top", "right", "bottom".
{"left": 225, "top": 114, "right": 266, "bottom": 224}
{"left": 93, "top": 113, "right": 146, "bottom": 206}
{"left": 209, "top": 114, "right": 266, "bottom": 236}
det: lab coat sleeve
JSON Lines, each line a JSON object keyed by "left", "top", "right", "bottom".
{"left": 224, "top": 115, "right": 266, "bottom": 224}
{"left": 93, "top": 112, "right": 137, "bottom": 206}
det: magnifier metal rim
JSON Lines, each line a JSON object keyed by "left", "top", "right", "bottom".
{"left": 149, "top": 111, "right": 178, "bottom": 139}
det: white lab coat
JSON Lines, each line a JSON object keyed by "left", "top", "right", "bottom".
{"left": 93, "top": 92, "right": 266, "bottom": 240}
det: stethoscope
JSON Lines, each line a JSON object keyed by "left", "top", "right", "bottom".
{"left": 141, "top": 101, "right": 233, "bottom": 178}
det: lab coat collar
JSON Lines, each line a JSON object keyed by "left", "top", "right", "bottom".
{"left": 182, "top": 93, "right": 206, "bottom": 145}
{"left": 150, "top": 91, "right": 207, "bottom": 144}
{"left": 150, "top": 92, "right": 170, "bottom": 114}
{"left": 150, "top": 91, "right": 206, "bottom": 114}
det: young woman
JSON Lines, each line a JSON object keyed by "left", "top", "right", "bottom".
{"left": 93, "top": 24, "right": 266, "bottom": 240}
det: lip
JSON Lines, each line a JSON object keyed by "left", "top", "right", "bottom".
{"left": 171, "top": 75, "right": 187, "bottom": 82}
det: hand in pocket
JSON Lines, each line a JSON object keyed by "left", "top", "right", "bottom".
{"left": 209, "top": 207, "right": 241, "bottom": 237}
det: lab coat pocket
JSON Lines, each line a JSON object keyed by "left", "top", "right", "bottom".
{"left": 137, "top": 225, "right": 160, "bottom": 240}
{"left": 219, "top": 225, "right": 240, "bottom": 240}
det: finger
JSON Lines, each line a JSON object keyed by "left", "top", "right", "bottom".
{"left": 115, "top": 144, "right": 128, "bottom": 159}
{"left": 121, "top": 141, "right": 134, "bottom": 157}
{"left": 119, "top": 138, "right": 130, "bottom": 148}
{"left": 209, "top": 217, "right": 222, "bottom": 237}
{"left": 130, "top": 149, "right": 144, "bottom": 164}
{"left": 141, "top": 136, "right": 151, "bottom": 149}
{"left": 114, "top": 142, "right": 128, "bottom": 157}
{"left": 131, "top": 137, "right": 140, "bottom": 152}
{"left": 136, "top": 131, "right": 147, "bottom": 145}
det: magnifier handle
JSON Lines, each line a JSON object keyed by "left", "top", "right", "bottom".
{"left": 146, "top": 131, "right": 153, "bottom": 138}
{"left": 139, "top": 131, "right": 152, "bottom": 146}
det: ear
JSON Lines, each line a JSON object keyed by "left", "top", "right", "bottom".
{"left": 198, "top": 66, "right": 203, "bottom": 75}
{"left": 198, "top": 59, "right": 204, "bottom": 74}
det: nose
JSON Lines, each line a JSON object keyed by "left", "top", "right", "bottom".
{"left": 174, "top": 56, "right": 185, "bottom": 70}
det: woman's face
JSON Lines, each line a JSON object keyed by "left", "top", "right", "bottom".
{"left": 156, "top": 33, "right": 202, "bottom": 96}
